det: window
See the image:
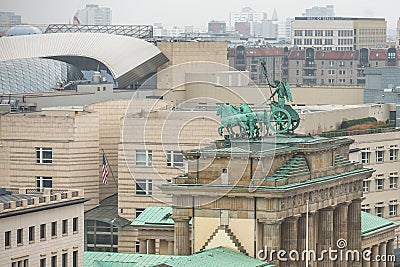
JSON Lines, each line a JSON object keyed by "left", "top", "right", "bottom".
{"left": 136, "top": 150, "right": 152, "bottom": 166}
{"left": 40, "top": 224, "right": 46, "bottom": 240}
{"left": 375, "top": 206, "right": 384, "bottom": 217}
{"left": 51, "top": 222, "right": 57, "bottom": 237}
{"left": 305, "top": 30, "right": 313, "bottom": 36}
{"left": 315, "top": 30, "right": 323, "bottom": 36}
{"left": 325, "top": 30, "right": 333, "bottom": 36}
{"left": 329, "top": 61, "right": 334, "bottom": 66}
{"left": 51, "top": 256, "right": 57, "bottom": 267}
{"left": 36, "top": 147, "right": 52, "bottom": 164}
{"left": 73, "top": 217, "right": 78, "bottom": 233}
{"left": 5, "top": 231, "right": 11, "bottom": 247}
{"left": 17, "top": 228, "right": 23, "bottom": 245}
{"left": 36, "top": 176, "right": 52, "bottom": 192}
{"left": 40, "top": 258, "right": 46, "bottom": 267}
{"left": 62, "top": 219, "right": 68, "bottom": 235}
{"left": 328, "top": 79, "right": 335, "bottom": 84}
{"left": 376, "top": 175, "right": 384, "bottom": 190}
{"left": 363, "top": 181, "right": 370, "bottom": 192}
{"left": 12, "top": 259, "right": 28, "bottom": 267}
{"left": 167, "top": 151, "right": 184, "bottom": 167}
{"left": 136, "top": 208, "right": 145, "bottom": 218}
{"left": 361, "top": 148, "right": 370, "bottom": 164}
{"left": 339, "top": 61, "right": 345, "bottom": 67}
{"left": 135, "top": 179, "right": 152, "bottom": 195}
{"left": 361, "top": 204, "right": 370, "bottom": 213}
{"left": 389, "top": 173, "right": 398, "bottom": 189}
{"left": 73, "top": 251, "right": 78, "bottom": 267}
{"left": 390, "top": 145, "right": 398, "bottom": 161}
{"left": 389, "top": 201, "right": 398, "bottom": 216}
{"left": 328, "top": 70, "right": 335, "bottom": 75}
{"left": 294, "top": 30, "right": 302, "bottom": 36}
{"left": 29, "top": 226, "right": 35, "bottom": 242}
{"left": 135, "top": 241, "right": 140, "bottom": 253}
{"left": 62, "top": 253, "right": 67, "bottom": 267}
{"left": 339, "top": 70, "right": 346, "bottom": 75}
{"left": 376, "top": 146, "right": 384, "bottom": 163}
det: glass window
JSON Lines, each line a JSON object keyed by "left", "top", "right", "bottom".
{"left": 136, "top": 208, "right": 145, "bottom": 218}
{"left": 135, "top": 179, "right": 153, "bottom": 195}
{"left": 17, "top": 228, "right": 23, "bottom": 245}
{"left": 294, "top": 30, "right": 302, "bottom": 36}
{"left": 73, "top": 217, "right": 78, "bottom": 233}
{"left": 390, "top": 145, "right": 398, "bottom": 161}
{"left": 375, "top": 206, "right": 383, "bottom": 217}
{"left": 73, "top": 251, "right": 78, "bottom": 267}
{"left": 51, "top": 256, "right": 57, "bottom": 267}
{"left": 36, "top": 147, "right": 52, "bottom": 164}
{"left": 361, "top": 148, "right": 370, "bottom": 164}
{"left": 363, "top": 181, "right": 370, "bottom": 192}
{"left": 376, "top": 176, "right": 384, "bottom": 190}
{"left": 389, "top": 173, "right": 398, "bottom": 189}
{"left": 62, "top": 253, "right": 67, "bottom": 267}
{"left": 40, "top": 258, "right": 46, "bottom": 267}
{"left": 40, "top": 224, "right": 46, "bottom": 239}
{"left": 62, "top": 219, "right": 68, "bottom": 235}
{"left": 36, "top": 176, "right": 52, "bottom": 192}
{"left": 376, "top": 146, "right": 384, "bottom": 163}
{"left": 51, "top": 222, "right": 57, "bottom": 237}
{"left": 389, "top": 202, "right": 398, "bottom": 216}
{"left": 5, "top": 231, "right": 11, "bottom": 247}
{"left": 136, "top": 150, "right": 152, "bottom": 166}
{"left": 29, "top": 226, "right": 35, "bottom": 242}
{"left": 167, "top": 151, "right": 184, "bottom": 167}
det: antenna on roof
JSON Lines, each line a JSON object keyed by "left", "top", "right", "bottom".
{"left": 96, "top": 62, "right": 100, "bottom": 72}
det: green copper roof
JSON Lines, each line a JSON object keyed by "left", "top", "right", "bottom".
{"left": 131, "top": 206, "right": 174, "bottom": 226}
{"left": 162, "top": 247, "right": 272, "bottom": 267}
{"left": 84, "top": 252, "right": 180, "bottom": 267}
{"left": 361, "top": 211, "right": 399, "bottom": 237}
{"left": 84, "top": 247, "right": 271, "bottom": 267}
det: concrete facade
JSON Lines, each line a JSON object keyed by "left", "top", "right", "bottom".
{"left": 0, "top": 188, "right": 85, "bottom": 267}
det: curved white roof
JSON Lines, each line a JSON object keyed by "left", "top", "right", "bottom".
{"left": 0, "top": 33, "right": 168, "bottom": 87}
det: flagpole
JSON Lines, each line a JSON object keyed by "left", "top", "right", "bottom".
{"left": 306, "top": 199, "right": 309, "bottom": 267}
{"left": 102, "top": 149, "right": 118, "bottom": 189}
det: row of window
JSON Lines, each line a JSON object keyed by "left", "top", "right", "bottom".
{"left": 38, "top": 251, "right": 78, "bottom": 267}
{"left": 136, "top": 150, "right": 184, "bottom": 167}
{"left": 5, "top": 218, "right": 78, "bottom": 248}
{"left": 296, "top": 60, "right": 351, "bottom": 67}
{"left": 363, "top": 173, "right": 399, "bottom": 192}
{"left": 294, "top": 30, "right": 335, "bottom": 37}
{"left": 361, "top": 146, "right": 398, "bottom": 164}
{"left": 362, "top": 201, "right": 398, "bottom": 217}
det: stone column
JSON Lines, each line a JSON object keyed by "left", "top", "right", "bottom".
{"left": 371, "top": 245, "right": 379, "bottom": 267}
{"left": 362, "top": 249, "right": 370, "bottom": 267}
{"left": 148, "top": 239, "right": 156, "bottom": 254}
{"left": 168, "top": 241, "right": 174, "bottom": 255}
{"left": 282, "top": 216, "right": 299, "bottom": 267}
{"left": 334, "top": 203, "right": 349, "bottom": 267}
{"left": 298, "top": 212, "right": 316, "bottom": 267}
{"left": 347, "top": 199, "right": 362, "bottom": 267}
{"left": 139, "top": 239, "right": 147, "bottom": 254}
{"left": 318, "top": 207, "right": 334, "bottom": 267}
{"left": 173, "top": 216, "right": 191, "bottom": 255}
{"left": 261, "top": 219, "right": 282, "bottom": 265}
{"left": 386, "top": 239, "right": 395, "bottom": 267}
{"left": 378, "top": 242, "right": 387, "bottom": 267}
{"left": 298, "top": 214, "right": 307, "bottom": 254}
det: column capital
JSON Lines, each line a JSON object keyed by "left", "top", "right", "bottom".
{"left": 172, "top": 215, "right": 191, "bottom": 222}
{"left": 259, "top": 218, "right": 284, "bottom": 225}
{"left": 285, "top": 214, "right": 301, "bottom": 222}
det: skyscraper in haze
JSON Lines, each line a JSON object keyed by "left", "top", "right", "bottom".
{"left": 73, "top": 4, "right": 112, "bottom": 25}
{"left": 302, "top": 5, "right": 335, "bottom": 17}
{"left": 0, "top": 11, "right": 22, "bottom": 36}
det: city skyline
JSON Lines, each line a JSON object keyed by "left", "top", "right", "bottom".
{"left": 0, "top": 0, "right": 399, "bottom": 28}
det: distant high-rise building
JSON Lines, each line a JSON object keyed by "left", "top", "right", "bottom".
{"left": 230, "top": 6, "right": 266, "bottom": 35}
{"left": 397, "top": 18, "right": 400, "bottom": 47}
{"left": 302, "top": 5, "right": 335, "bottom": 17}
{"left": 0, "top": 11, "right": 22, "bottom": 36}
{"left": 73, "top": 4, "right": 112, "bottom": 25}
{"left": 208, "top": 20, "right": 226, "bottom": 34}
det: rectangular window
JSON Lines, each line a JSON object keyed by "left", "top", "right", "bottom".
{"left": 36, "top": 147, "right": 52, "bottom": 164}
{"left": 62, "top": 219, "right": 68, "bottom": 235}
{"left": 315, "top": 30, "right": 323, "bottom": 36}
{"left": 376, "top": 146, "right": 384, "bottom": 163}
{"left": 375, "top": 206, "right": 384, "bottom": 217}
{"left": 17, "top": 228, "right": 23, "bottom": 245}
{"left": 73, "top": 251, "right": 78, "bottom": 267}
{"left": 363, "top": 181, "right": 370, "bottom": 192}
{"left": 305, "top": 30, "right": 313, "bottom": 36}
{"left": 361, "top": 148, "right": 370, "bottom": 164}
{"left": 135, "top": 241, "right": 140, "bottom": 253}
{"left": 5, "top": 231, "right": 11, "bottom": 247}
{"left": 389, "top": 173, "right": 398, "bottom": 189}
{"left": 328, "top": 70, "right": 335, "bottom": 75}
{"left": 376, "top": 176, "right": 384, "bottom": 190}
{"left": 361, "top": 204, "right": 370, "bottom": 213}
{"left": 51, "top": 256, "right": 57, "bottom": 267}
{"left": 389, "top": 203, "right": 398, "bottom": 216}
{"left": 73, "top": 217, "right": 78, "bottom": 233}
{"left": 167, "top": 151, "right": 184, "bottom": 167}
{"left": 40, "top": 258, "right": 46, "bottom": 267}
{"left": 135, "top": 179, "right": 153, "bottom": 196}
{"left": 51, "top": 222, "right": 57, "bottom": 237}
{"left": 40, "top": 224, "right": 46, "bottom": 239}
{"left": 62, "top": 253, "right": 67, "bottom": 267}
{"left": 136, "top": 208, "right": 145, "bottom": 218}
{"left": 390, "top": 145, "right": 398, "bottom": 161}
{"left": 136, "top": 150, "right": 152, "bottom": 166}
{"left": 329, "top": 61, "right": 334, "bottom": 66}
{"left": 29, "top": 226, "right": 35, "bottom": 242}
{"left": 36, "top": 176, "right": 52, "bottom": 192}
{"left": 294, "top": 30, "right": 302, "bottom": 36}
{"left": 325, "top": 30, "right": 333, "bottom": 36}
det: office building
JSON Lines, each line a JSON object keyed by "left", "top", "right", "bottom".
{"left": 73, "top": 4, "right": 112, "bottom": 25}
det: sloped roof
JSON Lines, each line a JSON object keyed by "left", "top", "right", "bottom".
{"left": 131, "top": 206, "right": 174, "bottom": 227}
{"left": 361, "top": 211, "right": 399, "bottom": 236}
{"left": 0, "top": 33, "right": 168, "bottom": 88}
{"left": 85, "top": 194, "right": 131, "bottom": 228}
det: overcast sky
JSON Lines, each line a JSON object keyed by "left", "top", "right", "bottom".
{"left": 1, "top": 0, "right": 399, "bottom": 28}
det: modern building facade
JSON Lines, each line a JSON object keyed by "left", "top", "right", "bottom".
{"left": 292, "top": 17, "right": 387, "bottom": 51}
{"left": 0, "top": 187, "right": 85, "bottom": 267}
{"left": 0, "top": 11, "right": 22, "bottom": 36}
{"left": 73, "top": 4, "right": 112, "bottom": 25}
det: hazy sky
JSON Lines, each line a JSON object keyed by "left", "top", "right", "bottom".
{"left": 1, "top": 0, "right": 399, "bottom": 28}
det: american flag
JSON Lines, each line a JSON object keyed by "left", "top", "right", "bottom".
{"left": 102, "top": 153, "right": 109, "bottom": 185}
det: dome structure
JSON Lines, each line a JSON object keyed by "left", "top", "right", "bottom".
{"left": 5, "top": 25, "right": 42, "bottom": 37}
